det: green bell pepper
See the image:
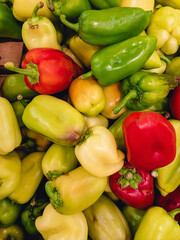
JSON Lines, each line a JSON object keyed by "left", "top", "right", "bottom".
{"left": 21, "top": 197, "right": 48, "bottom": 235}
{"left": 12, "top": 98, "right": 29, "bottom": 128}
{"left": 0, "top": 3, "right": 22, "bottom": 39}
{"left": 0, "top": 225, "right": 24, "bottom": 240}
{"left": 1, "top": 74, "right": 38, "bottom": 102}
{"left": 47, "top": 0, "right": 92, "bottom": 18}
{"left": 0, "top": 198, "right": 22, "bottom": 228}
{"left": 60, "top": 7, "right": 152, "bottom": 46}
{"left": 122, "top": 205, "right": 146, "bottom": 236}
{"left": 89, "top": 0, "right": 122, "bottom": 9}
{"left": 113, "top": 71, "right": 178, "bottom": 113}
{"left": 134, "top": 206, "right": 180, "bottom": 240}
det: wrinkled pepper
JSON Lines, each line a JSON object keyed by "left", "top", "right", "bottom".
{"left": 9, "top": 152, "right": 45, "bottom": 204}
{"left": 21, "top": 197, "right": 48, "bottom": 235}
{"left": 41, "top": 143, "right": 78, "bottom": 180}
{"left": 134, "top": 206, "right": 180, "bottom": 240}
{"left": 4, "top": 48, "right": 83, "bottom": 95}
{"left": 35, "top": 203, "right": 88, "bottom": 240}
{"left": 75, "top": 125, "right": 125, "bottom": 177}
{"left": 156, "top": 0, "right": 180, "bottom": 9}
{"left": 89, "top": 0, "right": 122, "bottom": 9}
{"left": 0, "top": 151, "right": 21, "bottom": 200}
{"left": 45, "top": 166, "right": 107, "bottom": 214}
{"left": 113, "top": 71, "right": 178, "bottom": 113}
{"left": 0, "top": 198, "right": 22, "bottom": 228}
{"left": 0, "top": 225, "right": 24, "bottom": 240}
{"left": 83, "top": 194, "right": 131, "bottom": 240}
{"left": 22, "top": 1, "right": 62, "bottom": 51}
{"left": 156, "top": 119, "right": 180, "bottom": 196}
{"left": 147, "top": 6, "right": 180, "bottom": 55}
{"left": 0, "top": 3, "right": 22, "bottom": 39}
{"left": 69, "top": 76, "right": 106, "bottom": 117}
{"left": 81, "top": 36, "right": 157, "bottom": 87}
{"left": 1, "top": 74, "right": 38, "bottom": 102}
{"left": 60, "top": 7, "right": 152, "bottom": 46}
{"left": 122, "top": 111, "right": 176, "bottom": 171}
{"left": 0, "top": 97, "right": 22, "bottom": 155}
{"left": 22, "top": 95, "right": 85, "bottom": 146}
{"left": 47, "top": 0, "right": 92, "bottom": 19}
{"left": 120, "top": 0, "right": 154, "bottom": 11}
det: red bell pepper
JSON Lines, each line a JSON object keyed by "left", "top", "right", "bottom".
{"left": 109, "top": 162, "right": 154, "bottom": 209}
{"left": 170, "top": 85, "right": 180, "bottom": 120}
{"left": 155, "top": 185, "right": 180, "bottom": 224}
{"left": 122, "top": 111, "right": 176, "bottom": 171}
{"left": 4, "top": 48, "right": 83, "bottom": 94}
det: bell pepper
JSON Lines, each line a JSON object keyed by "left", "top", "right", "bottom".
{"left": 120, "top": 0, "right": 154, "bottom": 11}
{"left": 69, "top": 76, "right": 106, "bottom": 117}
{"left": 156, "top": 0, "right": 180, "bottom": 9}
{"left": 109, "top": 162, "right": 154, "bottom": 209}
{"left": 89, "top": 0, "right": 122, "bottom": 9}
{"left": 41, "top": 143, "right": 78, "bottom": 180}
{"left": 69, "top": 34, "right": 103, "bottom": 68}
{"left": 1, "top": 74, "right": 38, "bottom": 102}
{"left": 12, "top": 0, "right": 57, "bottom": 22}
{"left": 0, "top": 97, "right": 22, "bottom": 155}
{"left": 156, "top": 185, "right": 180, "bottom": 224}
{"left": 60, "top": 7, "right": 152, "bottom": 46}
{"left": 22, "top": 95, "right": 85, "bottom": 146}
{"left": 170, "top": 85, "right": 180, "bottom": 119}
{"left": 0, "top": 198, "right": 22, "bottom": 228}
{"left": 35, "top": 203, "right": 88, "bottom": 240}
{"left": 101, "top": 82, "right": 127, "bottom": 120}
{"left": 113, "top": 70, "right": 178, "bottom": 114}
{"left": 83, "top": 194, "right": 131, "bottom": 240}
{"left": 134, "top": 206, "right": 180, "bottom": 240}
{"left": 21, "top": 197, "right": 48, "bottom": 235}
{"left": 81, "top": 35, "right": 157, "bottom": 87}
{"left": 83, "top": 114, "right": 109, "bottom": 130}
{"left": 47, "top": 0, "right": 92, "bottom": 19}
{"left": 4, "top": 48, "right": 83, "bottom": 95}
{"left": 166, "top": 56, "right": 180, "bottom": 77}
{"left": 45, "top": 166, "right": 107, "bottom": 214}
{"left": 0, "top": 3, "right": 22, "bottom": 39}
{"left": 155, "top": 119, "right": 180, "bottom": 196}
{"left": 0, "top": 225, "right": 24, "bottom": 240}
{"left": 75, "top": 125, "right": 125, "bottom": 177}
{"left": 147, "top": 6, "right": 180, "bottom": 55}
{"left": 0, "top": 151, "right": 21, "bottom": 201}
{"left": 21, "top": 2, "right": 62, "bottom": 51}
{"left": 122, "top": 205, "right": 146, "bottom": 236}
{"left": 9, "top": 152, "right": 45, "bottom": 204}
{"left": 122, "top": 111, "right": 176, "bottom": 171}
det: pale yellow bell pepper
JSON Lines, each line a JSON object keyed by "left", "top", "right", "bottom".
{"left": 120, "top": 0, "right": 155, "bottom": 11}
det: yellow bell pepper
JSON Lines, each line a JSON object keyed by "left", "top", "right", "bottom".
{"left": 9, "top": 152, "right": 44, "bottom": 204}
{"left": 75, "top": 125, "right": 125, "bottom": 177}
{"left": 156, "top": 0, "right": 180, "bottom": 9}
{"left": 147, "top": 6, "right": 180, "bottom": 55}
{"left": 0, "top": 97, "right": 22, "bottom": 155}
{"left": 62, "top": 45, "right": 84, "bottom": 69}
{"left": 35, "top": 204, "right": 88, "bottom": 240}
{"left": 83, "top": 114, "right": 109, "bottom": 130}
{"left": 120, "top": 0, "right": 155, "bottom": 11}
{"left": 0, "top": 151, "right": 21, "bottom": 200}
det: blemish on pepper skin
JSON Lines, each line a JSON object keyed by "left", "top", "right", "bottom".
{"left": 29, "top": 23, "right": 39, "bottom": 29}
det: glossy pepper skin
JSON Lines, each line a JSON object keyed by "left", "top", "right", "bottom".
{"left": 89, "top": 0, "right": 122, "bottom": 9}
{"left": 109, "top": 162, "right": 154, "bottom": 209}
{"left": 134, "top": 206, "right": 180, "bottom": 240}
{"left": 4, "top": 48, "right": 83, "bottom": 95}
{"left": 113, "top": 71, "right": 178, "bottom": 113}
{"left": 83, "top": 195, "right": 131, "bottom": 240}
{"left": 60, "top": 7, "right": 152, "bottom": 46}
{"left": 45, "top": 166, "right": 107, "bottom": 215}
{"left": 0, "top": 97, "right": 22, "bottom": 155}
{"left": 147, "top": 6, "right": 180, "bottom": 55}
{"left": 0, "top": 151, "right": 21, "bottom": 201}
{"left": 22, "top": 95, "right": 85, "bottom": 146}
{"left": 0, "top": 198, "right": 22, "bottom": 228}
{"left": 47, "top": 0, "right": 92, "bottom": 19}
{"left": 22, "top": 2, "right": 62, "bottom": 51}
{"left": 156, "top": 119, "right": 180, "bottom": 196}
{"left": 122, "top": 111, "right": 176, "bottom": 171}
{"left": 82, "top": 36, "right": 157, "bottom": 87}
{"left": 0, "top": 3, "right": 22, "bottom": 39}
{"left": 35, "top": 203, "right": 88, "bottom": 240}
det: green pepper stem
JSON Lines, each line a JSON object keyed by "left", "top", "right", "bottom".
{"left": 45, "top": 181, "right": 63, "bottom": 209}
{"left": 80, "top": 71, "right": 93, "bottom": 79}
{"left": 113, "top": 89, "right": 137, "bottom": 114}
{"left": 32, "top": 1, "right": 44, "bottom": 18}
{"left": 168, "top": 208, "right": 180, "bottom": 220}
{"left": 159, "top": 55, "right": 171, "bottom": 65}
{"left": 60, "top": 14, "right": 79, "bottom": 32}
{"left": 46, "top": 0, "right": 55, "bottom": 11}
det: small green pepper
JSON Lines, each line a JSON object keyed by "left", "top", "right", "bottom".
{"left": 0, "top": 225, "right": 24, "bottom": 240}
{"left": 12, "top": 98, "right": 29, "bottom": 128}
{"left": 0, "top": 198, "right": 22, "bottom": 228}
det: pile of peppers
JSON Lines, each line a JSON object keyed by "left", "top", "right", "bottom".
{"left": 1, "top": 0, "right": 180, "bottom": 239}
